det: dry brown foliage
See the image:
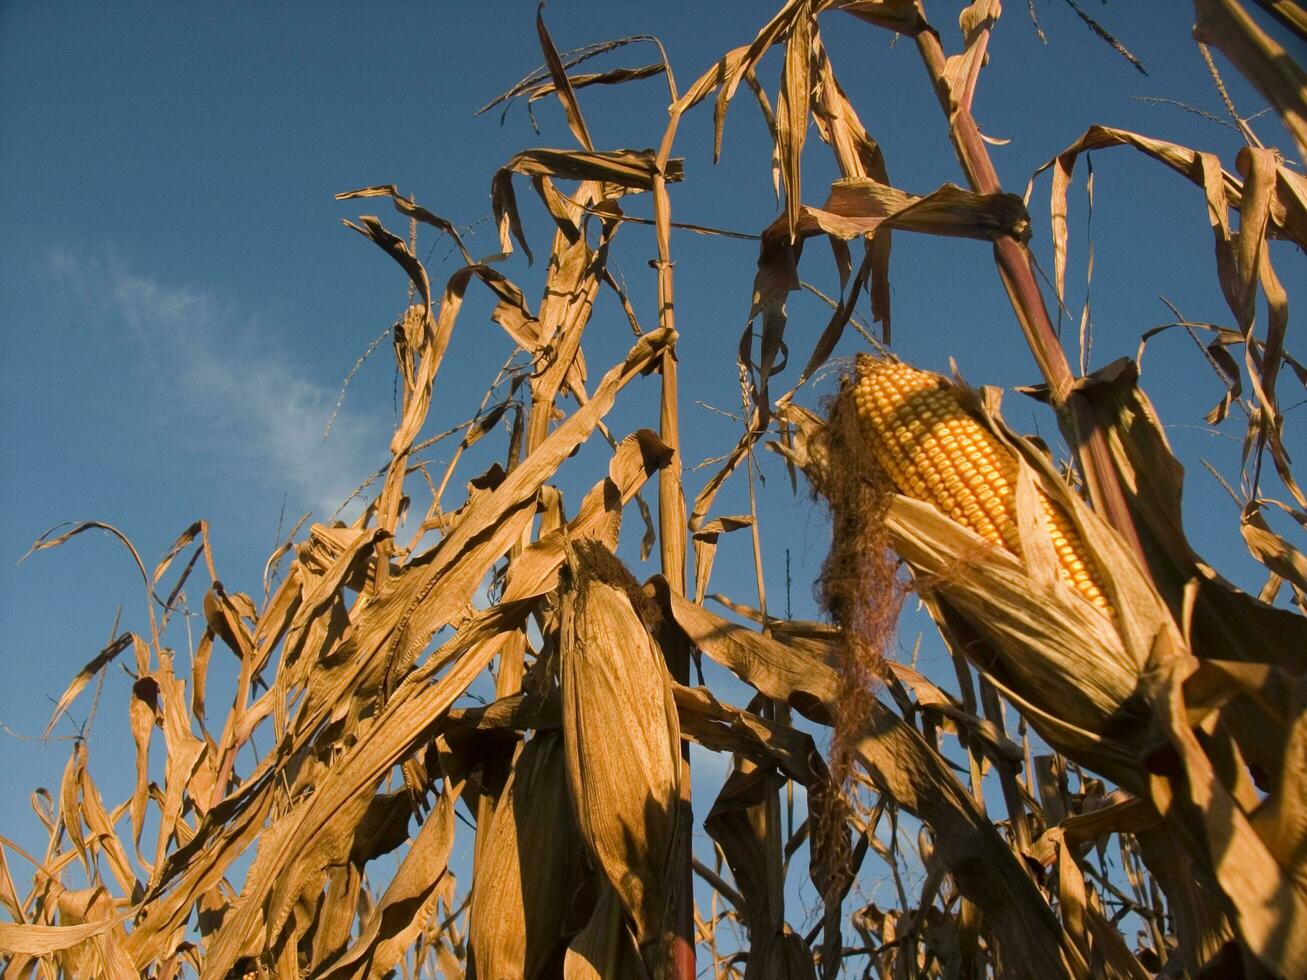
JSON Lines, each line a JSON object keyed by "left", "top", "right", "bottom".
{"left": 3, "top": 1, "right": 1305, "bottom": 978}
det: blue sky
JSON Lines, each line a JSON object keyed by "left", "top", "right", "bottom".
{"left": 1, "top": 0, "right": 1303, "bottom": 945}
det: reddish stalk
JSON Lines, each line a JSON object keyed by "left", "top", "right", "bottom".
{"left": 911, "top": 12, "right": 1148, "bottom": 567}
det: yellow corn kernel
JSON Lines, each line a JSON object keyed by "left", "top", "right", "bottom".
{"left": 850, "top": 354, "right": 1111, "bottom": 616}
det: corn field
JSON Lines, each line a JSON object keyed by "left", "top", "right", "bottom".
{"left": 3, "top": 0, "right": 1306, "bottom": 977}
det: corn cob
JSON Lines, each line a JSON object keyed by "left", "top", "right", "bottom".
{"left": 850, "top": 354, "right": 1110, "bottom": 615}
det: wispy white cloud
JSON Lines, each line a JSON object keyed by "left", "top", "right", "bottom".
{"left": 51, "top": 248, "right": 385, "bottom": 519}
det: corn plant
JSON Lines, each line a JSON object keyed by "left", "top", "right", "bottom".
{"left": 2, "top": 1, "right": 1304, "bottom": 977}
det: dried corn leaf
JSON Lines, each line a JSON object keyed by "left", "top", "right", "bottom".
{"left": 0, "top": 916, "right": 130, "bottom": 958}
{"left": 169, "top": 423, "right": 669, "bottom": 977}
{"left": 150, "top": 518, "right": 212, "bottom": 592}
{"left": 809, "top": 33, "right": 892, "bottom": 331}
{"left": 335, "top": 184, "right": 473, "bottom": 265}
{"left": 1194, "top": 0, "right": 1307, "bottom": 162}
{"left": 670, "top": 0, "right": 807, "bottom": 162}
{"left": 42, "top": 632, "right": 133, "bottom": 738}
{"left": 671, "top": 686, "right": 826, "bottom": 790}
{"left": 527, "top": 63, "right": 665, "bottom": 104}
{"left": 60, "top": 888, "right": 135, "bottom": 980}
{"left": 0, "top": 848, "right": 22, "bottom": 926}
{"left": 829, "top": 0, "right": 928, "bottom": 35}
{"left": 691, "top": 514, "right": 753, "bottom": 603}
{"left": 748, "top": 179, "right": 1028, "bottom": 405}
{"left": 563, "top": 883, "right": 644, "bottom": 980}
{"left": 492, "top": 149, "right": 684, "bottom": 259}
{"left": 1034, "top": 125, "right": 1307, "bottom": 309}
{"left": 536, "top": 4, "right": 596, "bottom": 152}
{"left": 306, "top": 863, "right": 365, "bottom": 970}
{"left": 1026, "top": 793, "right": 1155, "bottom": 866}
{"left": 1242, "top": 502, "right": 1307, "bottom": 599}
{"left": 782, "top": 177, "right": 1029, "bottom": 249}
{"left": 22, "top": 521, "right": 163, "bottom": 646}
{"left": 655, "top": 584, "right": 1087, "bottom": 978}
{"left": 653, "top": 579, "right": 836, "bottom": 718}
{"left": 1248, "top": 673, "right": 1307, "bottom": 882}
{"left": 72, "top": 746, "right": 136, "bottom": 899}
{"left": 343, "top": 216, "right": 432, "bottom": 324}
{"left": 317, "top": 785, "right": 457, "bottom": 980}
{"left": 480, "top": 34, "right": 669, "bottom": 114}
{"left": 942, "top": 0, "right": 1001, "bottom": 115}
{"left": 146, "top": 652, "right": 212, "bottom": 876}
{"left": 1141, "top": 631, "right": 1307, "bottom": 977}
{"left": 468, "top": 732, "right": 591, "bottom": 979}
{"left": 776, "top": 2, "right": 812, "bottom": 242}
{"left": 524, "top": 180, "right": 606, "bottom": 452}
{"left": 1083, "top": 902, "right": 1152, "bottom": 980}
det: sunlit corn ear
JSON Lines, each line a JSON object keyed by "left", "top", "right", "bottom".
{"left": 849, "top": 355, "right": 1112, "bottom": 616}
{"left": 951, "top": 365, "right": 1185, "bottom": 664}
{"left": 846, "top": 355, "right": 1182, "bottom": 656}
{"left": 559, "top": 536, "right": 681, "bottom": 947}
{"left": 468, "top": 732, "right": 593, "bottom": 980}
{"left": 789, "top": 356, "right": 1189, "bottom": 782}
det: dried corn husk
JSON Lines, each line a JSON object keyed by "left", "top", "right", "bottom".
{"left": 562, "top": 882, "right": 645, "bottom": 980}
{"left": 468, "top": 732, "right": 592, "bottom": 979}
{"left": 560, "top": 538, "right": 680, "bottom": 947}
